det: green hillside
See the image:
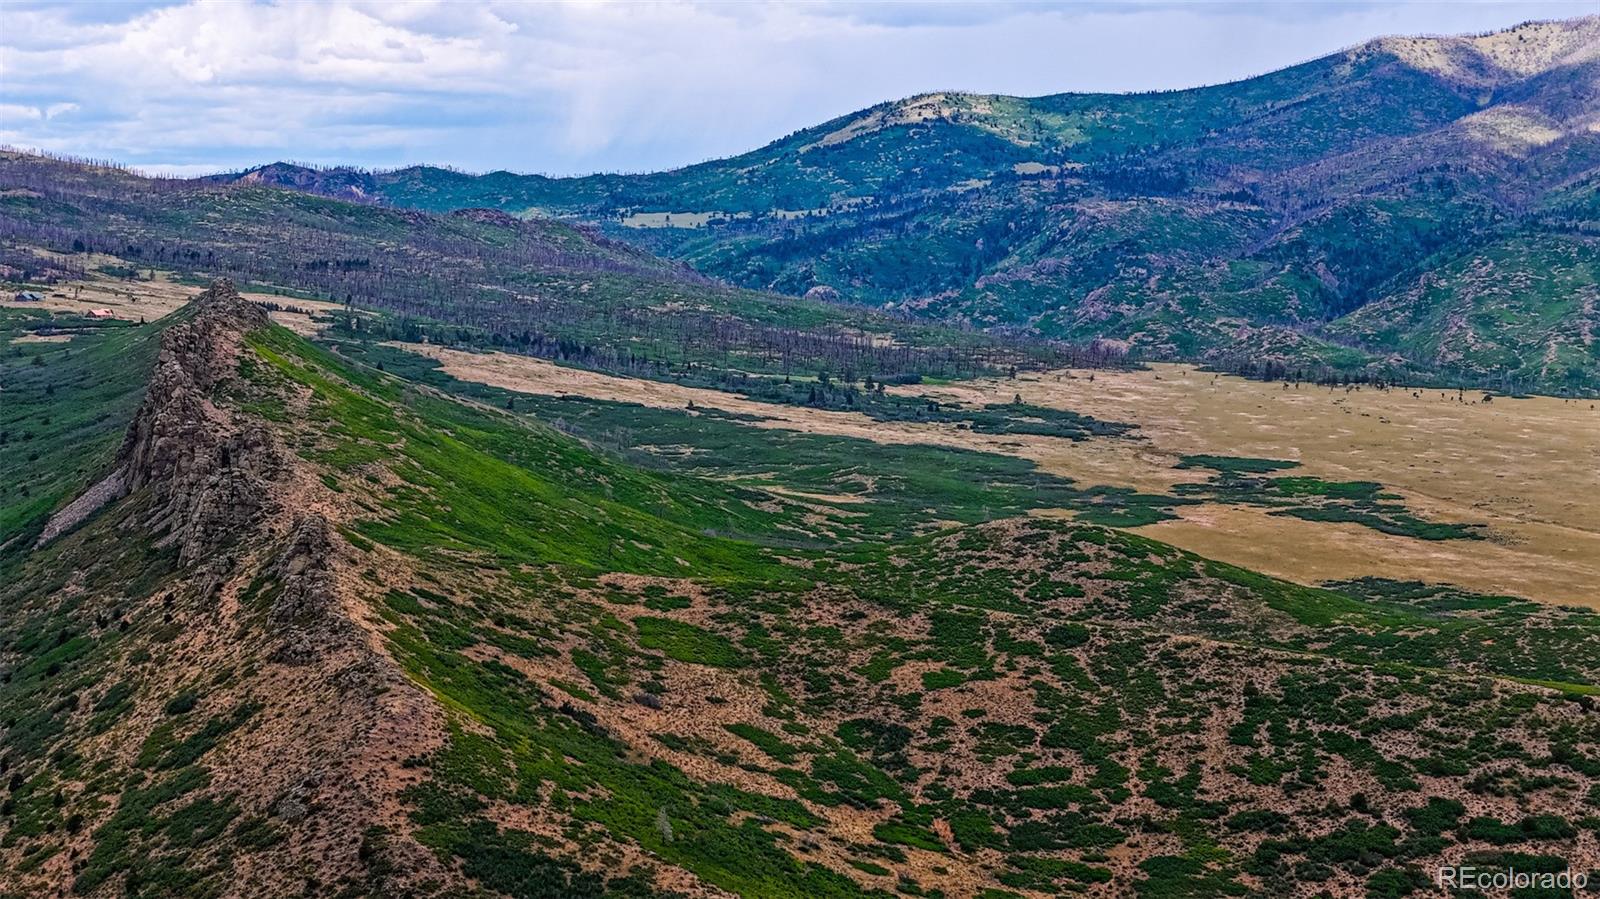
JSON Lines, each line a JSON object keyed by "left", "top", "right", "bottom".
{"left": 1328, "top": 230, "right": 1600, "bottom": 392}
{"left": 5, "top": 285, "right": 1600, "bottom": 897}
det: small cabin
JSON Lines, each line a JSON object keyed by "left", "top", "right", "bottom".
{"left": 87, "top": 308, "right": 115, "bottom": 319}
{"left": 13, "top": 291, "right": 42, "bottom": 302}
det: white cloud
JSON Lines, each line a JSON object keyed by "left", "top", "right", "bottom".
{"left": 1, "top": 0, "right": 1595, "bottom": 175}
{"left": 128, "top": 161, "right": 245, "bottom": 177}
{"left": 0, "top": 104, "right": 44, "bottom": 122}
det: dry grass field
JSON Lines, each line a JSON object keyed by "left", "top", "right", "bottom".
{"left": 399, "top": 344, "right": 1600, "bottom": 608}
{"left": 1, "top": 269, "right": 345, "bottom": 334}
{"left": 926, "top": 366, "right": 1600, "bottom": 608}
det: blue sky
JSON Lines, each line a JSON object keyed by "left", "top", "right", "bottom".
{"left": 1, "top": 1, "right": 1594, "bottom": 177}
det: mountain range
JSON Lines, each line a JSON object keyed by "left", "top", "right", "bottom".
{"left": 1, "top": 148, "right": 1088, "bottom": 388}
{"left": 220, "top": 16, "right": 1600, "bottom": 394}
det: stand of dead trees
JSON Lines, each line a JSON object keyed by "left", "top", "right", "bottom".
{"left": 0, "top": 150, "right": 1128, "bottom": 382}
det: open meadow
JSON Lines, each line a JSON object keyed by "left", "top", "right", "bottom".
{"left": 2, "top": 267, "right": 347, "bottom": 335}
{"left": 399, "top": 344, "right": 1600, "bottom": 607}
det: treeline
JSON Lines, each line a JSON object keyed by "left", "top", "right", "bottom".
{"left": 332, "top": 310, "right": 1124, "bottom": 383}
{"left": 0, "top": 245, "right": 86, "bottom": 283}
{"left": 692, "top": 370, "right": 1136, "bottom": 440}
{"left": 1207, "top": 356, "right": 1423, "bottom": 389}
{"left": 1205, "top": 354, "right": 1593, "bottom": 397}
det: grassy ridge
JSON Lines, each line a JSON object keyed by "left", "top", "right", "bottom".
{"left": 4, "top": 309, "right": 1597, "bottom": 897}
{"left": 262, "top": 320, "right": 1600, "bottom": 894}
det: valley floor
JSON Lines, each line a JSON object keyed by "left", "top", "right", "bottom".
{"left": 400, "top": 346, "right": 1600, "bottom": 607}
{"left": 0, "top": 268, "right": 346, "bottom": 337}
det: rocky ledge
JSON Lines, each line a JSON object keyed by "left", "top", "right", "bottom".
{"left": 36, "top": 280, "right": 284, "bottom": 561}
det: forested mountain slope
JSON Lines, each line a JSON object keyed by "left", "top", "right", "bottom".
{"left": 225, "top": 16, "right": 1600, "bottom": 392}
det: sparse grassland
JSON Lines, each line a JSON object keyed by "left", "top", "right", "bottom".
{"left": 909, "top": 364, "right": 1600, "bottom": 605}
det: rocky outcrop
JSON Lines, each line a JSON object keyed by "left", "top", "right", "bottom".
{"left": 269, "top": 514, "right": 356, "bottom": 665}
{"left": 12, "top": 280, "right": 458, "bottom": 899}
{"left": 36, "top": 280, "right": 284, "bottom": 562}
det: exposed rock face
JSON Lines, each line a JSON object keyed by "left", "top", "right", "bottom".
{"left": 36, "top": 277, "right": 358, "bottom": 660}
{"left": 270, "top": 514, "right": 356, "bottom": 664}
{"left": 36, "top": 280, "right": 284, "bottom": 562}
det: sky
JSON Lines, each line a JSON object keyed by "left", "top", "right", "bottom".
{"left": 1, "top": 1, "right": 1595, "bottom": 177}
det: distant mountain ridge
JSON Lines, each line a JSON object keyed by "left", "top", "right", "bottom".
{"left": 222, "top": 16, "right": 1600, "bottom": 392}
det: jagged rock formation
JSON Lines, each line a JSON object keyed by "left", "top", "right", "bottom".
{"left": 5, "top": 283, "right": 455, "bottom": 897}
{"left": 268, "top": 514, "right": 356, "bottom": 664}
{"left": 36, "top": 280, "right": 285, "bottom": 561}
